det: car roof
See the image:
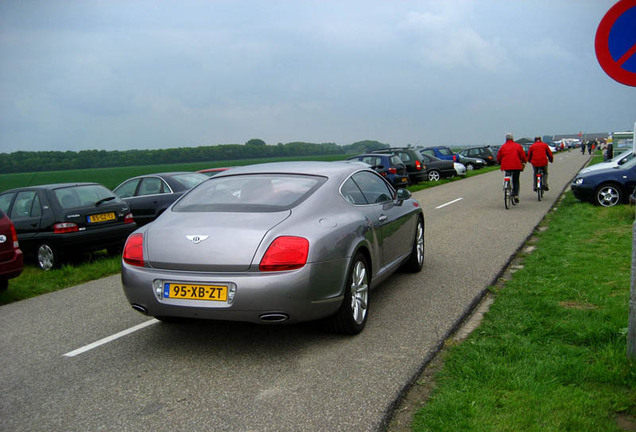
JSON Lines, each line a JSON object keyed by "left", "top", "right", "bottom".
{"left": 131, "top": 172, "right": 197, "bottom": 178}
{"left": 2, "top": 182, "right": 100, "bottom": 193}
{"left": 348, "top": 153, "right": 392, "bottom": 158}
{"left": 212, "top": 161, "right": 371, "bottom": 180}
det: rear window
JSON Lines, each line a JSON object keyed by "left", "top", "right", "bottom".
{"left": 390, "top": 156, "right": 402, "bottom": 166}
{"left": 54, "top": 184, "right": 115, "bottom": 209}
{"left": 170, "top": 173, "right": 208, "bottom": 189}
{"left": 173, "top": 174, "right": 326, "bottom": 213}
{"left": 438, "top": 148, "right": 452, "bottom": 156}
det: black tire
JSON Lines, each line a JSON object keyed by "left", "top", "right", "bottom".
{"left": 0, "top": 279, "right": 8, "bottom": 292}
{"left": 427, "top": 170, "right": 441, "bottom": 182}
{"left": 37, "top": 243, "right": 62, "bottom": 271}
{"left": 326, "top": 252, "right": 370, "bottom": 335}
{"left": 595, "top": 184, "right": 622, "bottom": 207}
{"left": 402, "top": 218, "right": 424, "bottom": 272}
{"left": 504, "top": 186, "right": 512, "bottom": 209}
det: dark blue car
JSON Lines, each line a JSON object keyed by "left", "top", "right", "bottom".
{"left": 346, "top": 154, "right": 409, "bottom": 188}
{"left": 571, "top": 156, "right": 636, "bottom": 207}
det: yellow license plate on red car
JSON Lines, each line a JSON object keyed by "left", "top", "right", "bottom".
{"left": 164, "top": 283, "right": 228, "bottom": 301}
{"left": 88, "top": 212, "right": 116, "bottom": 223}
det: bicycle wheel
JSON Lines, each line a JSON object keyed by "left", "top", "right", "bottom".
{"left": 537, "top": 175, "right": 542, "bottom": 201}
{"left": 504, "top": 182, "right": 512, "bottom": 209}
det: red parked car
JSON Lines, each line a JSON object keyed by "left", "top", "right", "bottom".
{"left": 0, "top": 209, "right": 24, "bottom": 291}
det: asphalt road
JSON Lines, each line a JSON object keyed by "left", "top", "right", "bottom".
{"left": 0, "top": 151, "right": 591, "bottom": 432}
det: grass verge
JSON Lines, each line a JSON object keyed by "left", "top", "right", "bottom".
{"left": 409, "top": 192, "right": 636, "bottom": 431}
{"left": 0, "top": 253, "right": 121, "bottom": 305}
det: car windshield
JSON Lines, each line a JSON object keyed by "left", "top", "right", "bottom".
{"left": 613, "top": 150, "right": 634, "bottom": 164}
{"left": 173, "top": 174, "right": 326, "bottom": 213}
{"left": 619, "top": 156, "right": 636, "bottom": 169}
{"left": 54, "top": 184, "right": 115, "bottom": 209}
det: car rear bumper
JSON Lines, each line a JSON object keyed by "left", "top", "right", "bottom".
{"left": 23, "top": 223, "right": 137, "bottom": 253}
{"left": 0, "top": 249, "right": 24, "bottom": 280}
{"left": 121, "top": 258, "right": 350, "bottom": 324}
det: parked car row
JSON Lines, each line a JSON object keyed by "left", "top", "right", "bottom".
{"left": 0, "top": 145, "right": 478, "bottom": 277}
{"left": 0, "top": 183, "right": 137, "bottom": 271}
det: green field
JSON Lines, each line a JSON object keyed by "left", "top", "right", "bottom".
{"left": 0, "top": 154, "right": 348, "bottom": 191}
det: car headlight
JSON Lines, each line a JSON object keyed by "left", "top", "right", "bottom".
{"left": 573, "top": 178, "right": 584, "bottom": 185}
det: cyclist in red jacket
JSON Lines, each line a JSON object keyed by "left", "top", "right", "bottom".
{"left": 527, "top": 136, "right": 554, "bottom": 191}
{"left": 497, "top": 133, "right": 527, "bottom": 203}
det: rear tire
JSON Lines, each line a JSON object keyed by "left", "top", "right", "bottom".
{"left": 402, "top": 219, "right": 424, "bottom": 272}
{"left": 37, "top": 243, "right": 61, "bottom": 271}
{"left": 504, "top": 185, "right": 512, "bottom": 209}
{"left": 326, "top": 252, "right": 369, "bottom": 335}
{"left": 0, "top": 279, "right": 8, "bottom": 292}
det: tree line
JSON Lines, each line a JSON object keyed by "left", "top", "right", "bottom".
{"left": 0, "top": 140, "right": 390, "bottom": 174}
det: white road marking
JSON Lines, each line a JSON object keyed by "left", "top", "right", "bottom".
{"left": 63, "top": 319, "right": 159, "bottom": 358}
{"left": 435, "top": 197, "right": 463, "bottom": 209}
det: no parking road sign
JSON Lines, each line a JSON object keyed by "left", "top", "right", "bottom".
{"left": 595, "top": 0, "right": 636, "bottom": 86}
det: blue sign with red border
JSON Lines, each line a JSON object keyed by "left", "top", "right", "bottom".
{"left": 595, "top": 0, "right": 636, "bottom": 86}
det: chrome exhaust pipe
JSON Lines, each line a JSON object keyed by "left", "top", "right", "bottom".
{"left": 259, "top": 313, "right": 289, "bottom": 323}
{"left": 132, "top": 304, "right": 148, "bottom": 315}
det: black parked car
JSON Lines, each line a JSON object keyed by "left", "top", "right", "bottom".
{"left": 346, "top": 154, "right": 409, "bottom": 188}
{"left": 0, "top": 183, "right": 137, "bottom": 270}
{"left": 372, "top": 148, "right": 428, "bottom": 184}
{"left": 457, "top": 154, "right": 487, "bottom": 171}
{"left": 571, "top": 156, "right": 636, "bottom": 207}
{"left": 459, "top": 146, "right": 498, "bottom": 166}
{"left": 418, "top": 153, "right": 457, "bottom": 181}
{"left": 113, "top": 172, "right": 208, "bottom": 226}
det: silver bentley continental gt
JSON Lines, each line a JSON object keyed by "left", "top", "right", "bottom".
{"left": 121, "top": 161, "right": 424, "bottom": 334}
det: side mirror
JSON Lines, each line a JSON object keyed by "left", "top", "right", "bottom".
{"left": 396, "top": 188, "right": 411, "bottom": 202}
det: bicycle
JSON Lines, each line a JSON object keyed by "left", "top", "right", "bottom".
{"left": 503, "top": 171, "right": 515, "bottom": 209}
{"left": 535, "top": 167, "right": 545, "bottom": 201}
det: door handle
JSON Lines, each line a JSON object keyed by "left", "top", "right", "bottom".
{"left": 379, "top": 215, "right": 388, "bottom": 222}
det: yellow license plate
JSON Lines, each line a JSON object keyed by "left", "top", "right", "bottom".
{"left": 88, "top": 212, "right": 116, "bottom": 223}
{"left": 401, "top": 177, "right": 408, "bottom": 183}
{"left": 164, "top": 283, "right": 228, "bottom": 301}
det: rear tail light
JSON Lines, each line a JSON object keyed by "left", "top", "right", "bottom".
{"left": 123, "top": 233, "right": 144, "bottom": 267}
{"left": 388, "top": 167, "right": 397, "bottom": 174}
{"left": 124, "top": 213, "right": 135, "bottom": 224}
{"left": 453, "top": 155, "right": 457, "bottom": 161}
{"left": 53, "top": 223, "right": 79, "bottom": 234}
{"left": 415, "top": 161, "right": 422, "bottom": 170}
{"left": 9, "top": 223, "right": 19, "bottom": 249}
{"left": 259, "top": 236, "right": 309, "bottom": 271}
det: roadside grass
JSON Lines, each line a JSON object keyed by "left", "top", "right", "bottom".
{"left": 411, "top": 192, "right": 636, "bottom": 431}
{"left": 0, "top": 252, "right": 121, "bottom": 305}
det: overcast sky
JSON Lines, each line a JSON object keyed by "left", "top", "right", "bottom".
{"left": 0, "top": 0, "right": 634, "bottom": 153}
